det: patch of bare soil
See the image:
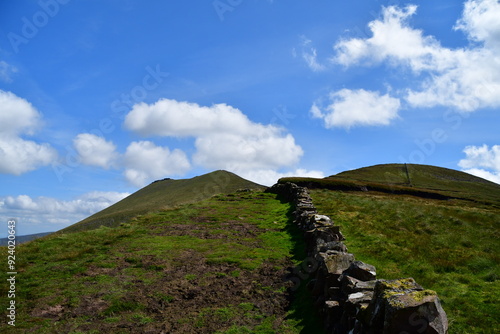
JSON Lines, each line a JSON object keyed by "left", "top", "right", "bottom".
{"left": 27, "top": 218, "right": 297, "bottom": 333}
{"left": 63, "top": 255, "right": 293, "bottom": 333}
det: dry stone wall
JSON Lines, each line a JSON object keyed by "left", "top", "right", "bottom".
{"left": 266, "top": 182, "right": 448, "bottom": 334}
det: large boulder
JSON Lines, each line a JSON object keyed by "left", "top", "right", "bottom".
{"left": 369, "top": 278, "right": 448, "bottom": 334}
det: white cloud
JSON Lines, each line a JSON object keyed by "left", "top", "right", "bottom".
{"left": 73, "top": 133, "right": 119, "bottom": 169}
{"left": 333, "top": 5, "right": 450, "bottom": 72}
{"left": 238, "top": 168, "right": 325, "bottom": 187}
{"left": 0, "top": 191, "right": 131, "bottom": 232}
{"left": 70, "top": 133, "right": 189, "bottom": 186}
{"left": 0, "top": 90, "right": 41, "bottom": 136}
{"left": 0, "top": 61, "right": 17, "bottom": 83}
{"left": 458, "top": 144, "right": 500, "bottom": 170}
{"left": 458, "top": 144, "right": 500, "bottom": 184}
{"left": 124, "top": 99, "right": 256, "bottom": 137}
{"left": 0, "top": 137, "right": 57, "bottom": 175}
{"left": 455, "top": 0, "right": 500, "bottom": 50}
{"left": 311, "top": 89, "right": 401, "bottom": 129}
{"left": 124, "top": 98, "right": 304, "bottom": 175}
{"left": 193, "top": 133, "right": 302, "bottom": 171}
{"left": 0, "top": 90, "right": 57, "bottom": 175}
{"left": 123, "top": 141, "right": 191, "bottom": 187}
{"left": 330, "top": 1, "right": 500, "bottom": 112}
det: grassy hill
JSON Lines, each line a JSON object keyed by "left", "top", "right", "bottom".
{"left": 2, "top": 165, "right": 498, "bottom": 333}
{"left": 62, "top": 170, "right": 265, "bottom": 233}
{"left": 281, "top": 163, "right": 500, "bottom": 207}
{"left": 334, "top": 163, "right": 500, "bottom": 204}
{"left": 280, "top": 164, "right": 500, "bottom": 333}
{"left": 0, "top": 190, "right": 322, "bottom": 333}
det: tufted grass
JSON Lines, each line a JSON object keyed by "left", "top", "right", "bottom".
{"left": 310, "top": 189, "right": 500, "bottom": 333}
{"left": 0, "top": 191, "right": 321, "bottom": 333}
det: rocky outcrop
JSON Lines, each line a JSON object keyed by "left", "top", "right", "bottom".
{"left": 266, "top": 182, "right": 448, "bottom": 334}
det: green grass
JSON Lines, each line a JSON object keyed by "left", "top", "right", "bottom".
{"left": 281, "top": 163, "right": 500, "bottom": 207}
{"left": 309, "top": 188, "right": 500, "bottom": 333}
{"left": 61, "top": 170, "right": 265, "bottom": 233}
{"left": 0, "top": 191, "right": 320, "bottom": 333}
{"left": 6, "top": 164, "right": 493, "bottom": 332}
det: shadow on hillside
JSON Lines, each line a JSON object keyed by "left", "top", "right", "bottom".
{"left": 274, "top": 193, "right": 326, "bottom": 334}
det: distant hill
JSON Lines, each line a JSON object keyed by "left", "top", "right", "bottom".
{"left": 280, "top": 163, "right": 500, "bottom": 207}
{"left": 0, "top": 232, "right": 53, "bottom": 246}
{"left": 61, "top": 170, "right": 265, "bottom": 233}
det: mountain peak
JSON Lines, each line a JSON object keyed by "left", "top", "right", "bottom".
{"left": 62, "top": 170, "right": 264, "bottom": 233}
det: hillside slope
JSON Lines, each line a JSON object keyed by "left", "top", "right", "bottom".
{"left": 1, "top": 191, "right": 322, "bottom": 333}
{"left": 62, "top": 170, "right": 264, "bottom": 233}
{"left": 277, "top": 164, "right": 499, "bottom": 333}
{"left": 281, "top": 163, "right": 500, "bottom": 206}
{"left": 6, "top": 165, "right": 498, "bottom": 332}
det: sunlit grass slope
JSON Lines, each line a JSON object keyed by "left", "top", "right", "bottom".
{"left": 334, "top": 163, "right": 500, "bottom": 205}
{"left": 282, "top": 163, "right": 500, "bottom": 207}
{"left": 0, "top": 191, "right": 323, "bottom": 333}
{"left": 310, "top": 190, "right": 499, "bottom": 333}
{"left": 62, "top": 170, "right": 265, "bottom": 233}
{"left": 279, "top": 164, "right": 500, "bottom": 333}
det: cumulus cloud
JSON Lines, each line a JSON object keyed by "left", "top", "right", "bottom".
{"left": 193, "top": 133, "right": 302, "bottom": 171}
{"left": 0, "top": 137, "right": 57, "bottom": 175}
{"left": 239, "top": 168, "right": 325, "bottom": 187}
{"left": 334, "top": 5, "right": 444, "bottom": 71}
{"left": 0, "top": 90, "right": 57, "bottom": 175}
{"left": 123, "top": 141, "right": 191, "bottom": 187}
{"left": 0, "top": 61, "right": 17, "bottom": 83}
{"left": 124, "top": 98, "right": 304, "bottom": 175}
{"left": 0, "top": 90, "right": 41, "bottom": 136}
{"left": 0, "top": 191, "right": 131, "bottom": 232}
{"left": 69, "top": 133, "right": 188, "bottom": 186}
{"left": 458, "top": 144, "right": 500, "bottom": 183}
{"left": 311, "top": 89, "right": 401, "bottom": 129}
{"left": 73, "top": 133, "right": 119, "bottom": 169}
{"left": 331, "top": 1, "right": 500, "bottom": 112}
{"left": 455, "top": 0, "right": 500, "bottom": 50}
{"left": 124, "top": 99, "right": 256, "bottom": 137}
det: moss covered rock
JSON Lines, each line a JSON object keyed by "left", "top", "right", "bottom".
{"left": 370, "top": 278, "right": 448, "bottom": 334}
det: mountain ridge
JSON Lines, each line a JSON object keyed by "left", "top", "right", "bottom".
{"left": 279, "top": 163, "right": 500, "bottom": 207}
{"left": 60, "top": 170, "right": 265, "bottom": 233}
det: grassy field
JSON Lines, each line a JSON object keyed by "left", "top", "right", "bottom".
{"left": 309, "top": 189, "right": 499, "bottom": 333}
{"left": 1, "top": 191, "right": 323, "bottom": 333}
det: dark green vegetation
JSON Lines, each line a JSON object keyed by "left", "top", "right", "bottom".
{"left": 283, "top": 163, "right": 500, "bottom": 206}
{"left": 63, "top": 170, "right": 265, "bottom": 233}
{"left": 1, "top": 191, "right": 323, "bottom": 333}
{"left": 281, "top": 164, "right": 500, "bottom": 333}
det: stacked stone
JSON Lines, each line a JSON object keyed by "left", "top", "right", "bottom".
{"left": 266, "top": 182, "right": 448, "bottom": 334}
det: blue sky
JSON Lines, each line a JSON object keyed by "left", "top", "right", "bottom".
{"left": 1, "top": 0, "right": 499, "bottom": 237}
